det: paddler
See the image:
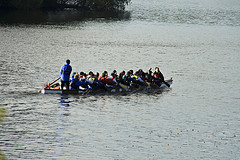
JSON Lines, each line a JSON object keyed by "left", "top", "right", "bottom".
{"left": 98, "top": 72, "right": 116, "bottom": 85}
{"left": 70, "top": 74, "right": 88, "bottom": 90}
{"left": 153, "top": 67, "right": 164, "bottom": 82}
{"left": 131, "top": 71, "right": 145, "bottom": 86}
{"left": 153, "top": 67, "right": 170, "bottom": 87}
{"left": 88, "top": 71, "right": 104, "bottom": 89}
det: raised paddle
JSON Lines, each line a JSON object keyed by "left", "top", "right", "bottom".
{"left": 162, "top": 80, "right": 170, "bottom": 87}
{"left": 158, "top": 77, "right": 170, "bottom": 87}
{"left": 48, "top": 76, "right": 61, "bottom": 87}
{"left": 38, "top": 77, "right": 61, "bottom": 93}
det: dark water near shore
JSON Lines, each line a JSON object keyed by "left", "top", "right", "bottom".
{"left": 1, "top": 0, "right": 240, "bottom": 159}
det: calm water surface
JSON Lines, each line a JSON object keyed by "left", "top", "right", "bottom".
{"left": 0, "top": 0, "right": 240, "bottom": 159}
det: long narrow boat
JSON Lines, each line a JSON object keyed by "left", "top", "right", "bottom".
{"left": 40, "top": 78, "right": 173, "bottom": 94}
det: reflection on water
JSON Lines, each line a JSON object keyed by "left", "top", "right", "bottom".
{"left": 58, "top": 95, "right": 71, "bottom": 107}
{"left": 0, "top": 9, "right": 131, "bottom": 24}
{"left": 56, "top": 96, "right": 71, "bottom": 144}
{"left": 128, "top": 0, "right": 240, "bottom": 26}
{"left": 0, "top": 108, "right": 7, "bottom": 160}
{"left": 0, "top": 107, "right": 7, "bottom": 124}
{"left": 58, "top": 95, "right": 72, "bottom": 117}
{"left": 0, "top": 149, "right": 7, "bottom": 160}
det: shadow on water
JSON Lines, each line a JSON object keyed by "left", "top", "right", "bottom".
{"left": 0, "top": 9, "right": 131, "bottom": 25}
{"left": 58, "top": 94, "right": 72, "bottom": 107}
{"left": 56, "top": 87, "right": 172, "bottom": 104}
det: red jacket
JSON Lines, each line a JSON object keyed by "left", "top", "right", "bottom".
{"left": 98, "top": 76, "right": 116, "bottom": 85}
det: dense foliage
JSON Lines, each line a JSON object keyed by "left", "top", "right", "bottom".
{"left": 0, "top": 0, "right": 131, "bottom": 11}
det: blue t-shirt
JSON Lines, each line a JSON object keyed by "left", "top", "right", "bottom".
{"left": 60, "top": 63, "right": 72, "bottom": 81}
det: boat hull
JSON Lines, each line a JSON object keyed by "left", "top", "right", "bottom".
{"left": 40, "top": 79, "right": 173, "bottom": 94}
{"left": 41, "top": 89, "right": 84, "bottom": 94}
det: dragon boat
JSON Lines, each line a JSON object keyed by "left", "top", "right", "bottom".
{"left": 39, "top": 78, "right": 173, "bottom": 94}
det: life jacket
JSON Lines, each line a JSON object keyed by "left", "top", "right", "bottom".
{"left": 79, "top": 76, "right": 86, "bottom": 82}
{"left": 131, "top": 75, "right": 138, "bottom": 79}
{"left": 154, "top": 74, "right": 159, "bottom": 79}
{"left": 154, "top": 72, "right": 164, "bottom": 81}
{"left": 98, "top": 76, "right": 105, "bottom": 82}
{"left": 98, "top": 76, "right": 116, "bottom": 85}
{"left": 107, "top": 76, "right": 113, "bottom": 80}
{"left": 89, "top": 77, "right": 95, "bottom": 82}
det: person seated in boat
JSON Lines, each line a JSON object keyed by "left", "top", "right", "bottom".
{"left": 78, "top": 71, "right": 93, "bottom": 85}
{"left": 107, "top": 72, "right": 117, "bottom": 82}
{"left": 120, "top": 70, "right": 126, "bottom": 77}
{"left": 131, "top": 71, "right": 145, "bottom": 86}
{"left": 122, "top": 70, "right": 139, "bottom": 88}
{"left": 88, "top": 71, "right": 104, "bottom": 89}
{"left": 98, "top": 72, "right": 105, "bottom": 82}
{"left": 112, "top": 70, "right": 117, "bottom": 77}
{"left": 103, "top": 71, "right": 108, "bottom": 77}
{"left": 153, "top": 67, "right": 165, "bottom": 86}
{"left": 95, "top": 72, "right": 99, "bottom": 79}
{"left": 60, "top": 59, "right": 72, "bottom": 90}
{"left": 98, "top": 72, "right": 116, "bottom": 85}
{"left": 110, "top": 72, "right": 118, "bottom": 84}
{"left": 153, "top": 67, "right": 165, "bottom": 81}
{"left": 70, "top": 74, "right": 88, "bottom": 90}
{"left": 107, "top": 73, "right": 113, "bottom": 80}
{"left": 122, "top": 70, "right": 133, "bottom": 86}
{"left": 116, "top": 70, "right": 126, "bottom": 84}
{"left": 79, "top": 72, "right": 85, "bottom": 78}
{"left": 137, "top": 69, "right": 146, "bottom": 81}
{"left": 71, "top": 72, "right": 77, "bottom": 80}
{"left": 129, "top": 70, "right": 134, "bottom": 76}
{"left": 145, "top": 68, "right": 154, "bottom": 82}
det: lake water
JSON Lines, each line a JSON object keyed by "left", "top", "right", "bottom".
{"left": 0, "top": 0, "right": 240, "bottom": 159}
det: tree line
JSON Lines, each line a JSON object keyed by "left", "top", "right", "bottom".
{"left": 0, "top": 0, "right": 131, "bottom": 11}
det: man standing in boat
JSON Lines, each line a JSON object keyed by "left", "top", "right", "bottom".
{"left": 60, "top": 59, "right": 72, "bottom": 90}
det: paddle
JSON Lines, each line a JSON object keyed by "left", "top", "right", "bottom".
{"left": 48, "top": 76, "right": 61, "bottom": 87}
{"left": 162, "top": 80, "right": 170, "bottom": 87}
{"left": 83, "top": 89, "right": 91, "bottom": 95}
{"left": 157, "top": 76, "right": 170, "bottom": 87}
{"left": 38, "top": 77, "right": 61, "bottom": 93}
